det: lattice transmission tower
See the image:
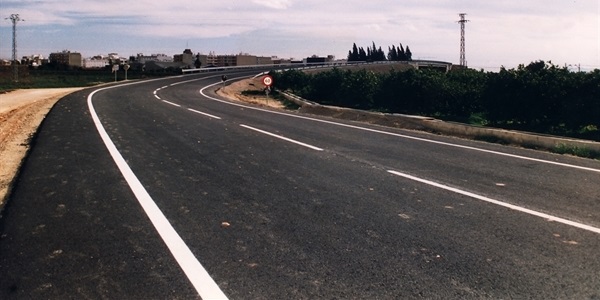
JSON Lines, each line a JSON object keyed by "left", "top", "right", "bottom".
{"left": 457, "top": 13, "right": 469, "bottom": 67}
{"left": 6, "top": 14, "right": 25, "bottom": 82}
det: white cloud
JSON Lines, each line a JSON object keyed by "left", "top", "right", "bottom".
{"left": 252, "top": 0, "right": 293, "bottom": 10}
{"left": 0, "top": 0, "right": 598, "bottom": 69}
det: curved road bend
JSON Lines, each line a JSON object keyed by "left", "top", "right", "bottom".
{"left": 1, "top": 69, "right": 600, "bottom": 299}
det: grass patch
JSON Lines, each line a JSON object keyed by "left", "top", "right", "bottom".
{"left": 473, "top": 135, "right": 510, "bottom": 145}
{"left": 241, "top": 90, "right": 300, "bottom": 110}
{"left": 0, "top": 67, "right": 169, "bottom": 92}
{"left": 552, "top": 143, "right": 600, "bottom": 160}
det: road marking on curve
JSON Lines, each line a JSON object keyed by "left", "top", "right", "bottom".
{"left": 240, "top": 124, "right": 323, "bottom": 151}
{"left": 162, "top": 100, "right": 181, "bottom": 107}
{"left": 387, "top": 170, "right": 600, "bottom": 234}
{"left": 188, "top": 108, "right": 222, "bottom": 119}
{"left": 87, "top": 86, "right": 229, "bottom": 300}
{"left": 199, "top": 78, "right": 600, "bottom": 174}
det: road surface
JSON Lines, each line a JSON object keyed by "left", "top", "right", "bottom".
{"left": 1, "top": 70, "right": 600, "bottom": 299}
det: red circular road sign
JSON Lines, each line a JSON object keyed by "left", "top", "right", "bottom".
{"left": 262, "top": 75, "right": 273, "bottom": 87}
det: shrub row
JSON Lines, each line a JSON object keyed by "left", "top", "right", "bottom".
{"left": 271, "top": 61, "right": 600, "bottom": 141}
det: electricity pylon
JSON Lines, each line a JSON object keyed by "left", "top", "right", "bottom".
{"left": 458, "top": 13, "right": 469, "bottom": 67}
{"left": 6, "top": 14, "right": 25, "bottom": 83}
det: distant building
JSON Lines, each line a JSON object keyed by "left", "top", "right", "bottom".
{"left": 21, "top": 54, "right": 46, "bottom": 67}
{"left": 49, "top": 50, "right": 82, "bottom": 67}
{"left": 212, "top": 53, "right": 273, "bottom": 67}
{"left": 134, "top": 53, "right": 173, "bottom": 64}
{"left": 305, "top": 55, "right": 335, "bottom": 64}
{"left": 194, "top": 54, "right": 208, "bottom": 67}
{"left": 216, "top": 55, "right": 238, "bottom": 67}
{"left": 108, "top": 53, "right": 128, "bottom": 64}
{"left": 272, "top": 56, "right": 292, "bottom": 65}
{"left": 174, "top": 49, "right": 195, "bottom": 68}
{"left": 83, "top": 57, "right": 109, "bottom": 69}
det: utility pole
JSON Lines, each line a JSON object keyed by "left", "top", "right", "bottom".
{"left": 457, "top": 13, "right": 469, "bottom": 67}
{"left": 6, "top": 14, "right": 25, "bottom": 83}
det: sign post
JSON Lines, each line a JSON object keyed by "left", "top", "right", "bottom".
{"left": 262, "top": 75, "right": 273, "bottom": 105}
{"left": 112, "top": 64, "right": 119, "bottom": 82}
{"left": 124, "top": 64, "right": 130, "bottom": 81}
{"left": 221, "top": 75, "right": 228, "bottom": 89}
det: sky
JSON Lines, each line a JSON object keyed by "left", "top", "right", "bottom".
{"left": 1, "top": 0, "right": 598, "bottom": 71}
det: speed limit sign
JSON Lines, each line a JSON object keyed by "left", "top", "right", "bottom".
{"left": 262, "top": 75, "right": 273, "bottom": 87}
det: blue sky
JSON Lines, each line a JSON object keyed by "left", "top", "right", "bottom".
{"left": 1, "top": 0, "right": 598, "bottom": 71}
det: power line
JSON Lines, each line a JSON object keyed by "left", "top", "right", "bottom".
{"left": 5, "top": 14, "right": 25, "bottom": 83}
{"left": 457, "top": 13, "right": 469, "bottom": 67}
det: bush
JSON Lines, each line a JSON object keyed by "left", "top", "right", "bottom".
{"left": 272, "top": 61, "right": 600, "bottom": 141}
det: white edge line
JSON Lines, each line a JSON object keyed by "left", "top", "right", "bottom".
{"left": 240, "top": 124, "right": 323, "bottom": 151}
{"left": 199, "top": 80, "right": 600, "bottom": 174}
{"left": 87, "top": 86, "right": 228, "bottom": 299}
{"left": 188, "top": 108, "right": 222, "bottom": 120}
{"left": 163, "top": 100, "right": 181, "bottom": 107}
{"left": 387, "top": 170, "right": 600, "bottom": 234}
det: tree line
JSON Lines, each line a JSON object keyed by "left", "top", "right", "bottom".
{"left": 271, "top": 61, "right": 600, "bottom": 142}
{"left": 347, "top": 42, "right": 412, "bottom": 62}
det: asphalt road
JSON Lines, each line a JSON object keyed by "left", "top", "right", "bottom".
{"left": 1, "top": 69, "right": 600, "bottom": 299}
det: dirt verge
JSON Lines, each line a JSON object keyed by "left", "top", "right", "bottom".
{"left": 0, "top": 88, "right": 83, "bottom": 207}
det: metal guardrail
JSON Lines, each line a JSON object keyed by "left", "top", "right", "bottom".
{"left": 181, "top": 60, "right": 451, "bottom": 75}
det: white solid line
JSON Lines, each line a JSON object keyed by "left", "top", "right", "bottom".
{"left": 240, "top": 124, "right": 324, "bottom": 151}
{"left": 387, "top": 170, "right": 600, "bottom": 234}
{"left": 199, "top": 81, "right": 600, "bottom": 174}
{"left": 188, "top": 108, "right": 222, "bottom": 119}
{"left": 163, "top": 100, "right": 181, "bottom": 107}
{"left": 88, "top": 87, "right": 228, "bottom": 299}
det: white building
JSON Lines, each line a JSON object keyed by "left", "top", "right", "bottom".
{"left": 83, "top": 58, "right": 109, "bottom": 68}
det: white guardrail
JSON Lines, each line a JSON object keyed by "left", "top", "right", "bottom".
{"left": 180, "top": 61, "right": 424, "bottom": 75}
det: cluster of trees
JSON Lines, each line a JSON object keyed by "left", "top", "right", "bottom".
{"left": 271, "top": 61, "right": 600, "bottom": 141}
{"left": 347, "top": 42, "right": 412, "bottom": 62}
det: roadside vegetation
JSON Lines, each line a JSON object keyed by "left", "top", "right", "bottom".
{"left": 271, "top": 60, "right": 600, "bottom": 144}
{"left": 0, "top": 64, "right": 178, "bottom": 92}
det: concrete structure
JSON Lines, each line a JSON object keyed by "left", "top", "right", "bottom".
{"left": 21, "top": 54, "right": 46, "bottom": 67}
{"left": 174, "top": 49, "right": 195, "bottom": 68}
{"left": 49, "top": 51, "right": 82, "bottom": 68}
{"left": 215, "top": 55, "right": 237, "bottom": 67}
{"left": 410, "top": 60, "right": 454, "bottom": 72}
{"left": 305, "top": 55, "right": 335, "bottom": 64}
{"left": 212, "top": 54, "right": 273, "bottom": 67}
{"left": 83, "top": 58, "right": 108, "bottom": 69}
{"left": 134, "top": 53, "right": 172, "bottom": 64}
{"left": 272, "top": 57, "right": 292, "bottom": 65}
{"left": 194, "top": 54, "right": 208, "bottom": 67}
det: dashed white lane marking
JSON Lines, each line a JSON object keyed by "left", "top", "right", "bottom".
{"left": 88, "top": 86, "right": 228, "bottom": 300}
{"left": 240, "top": 124, "right": 324, "bottom": 151}
{"left": 162, "top": 100, "right": 181, "bottom": 107}
{"left": 388, "top": 170, "right": 600, "bottom": 234}
{"left": 188, "top": 108, "right": 222, "bottom": 119}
